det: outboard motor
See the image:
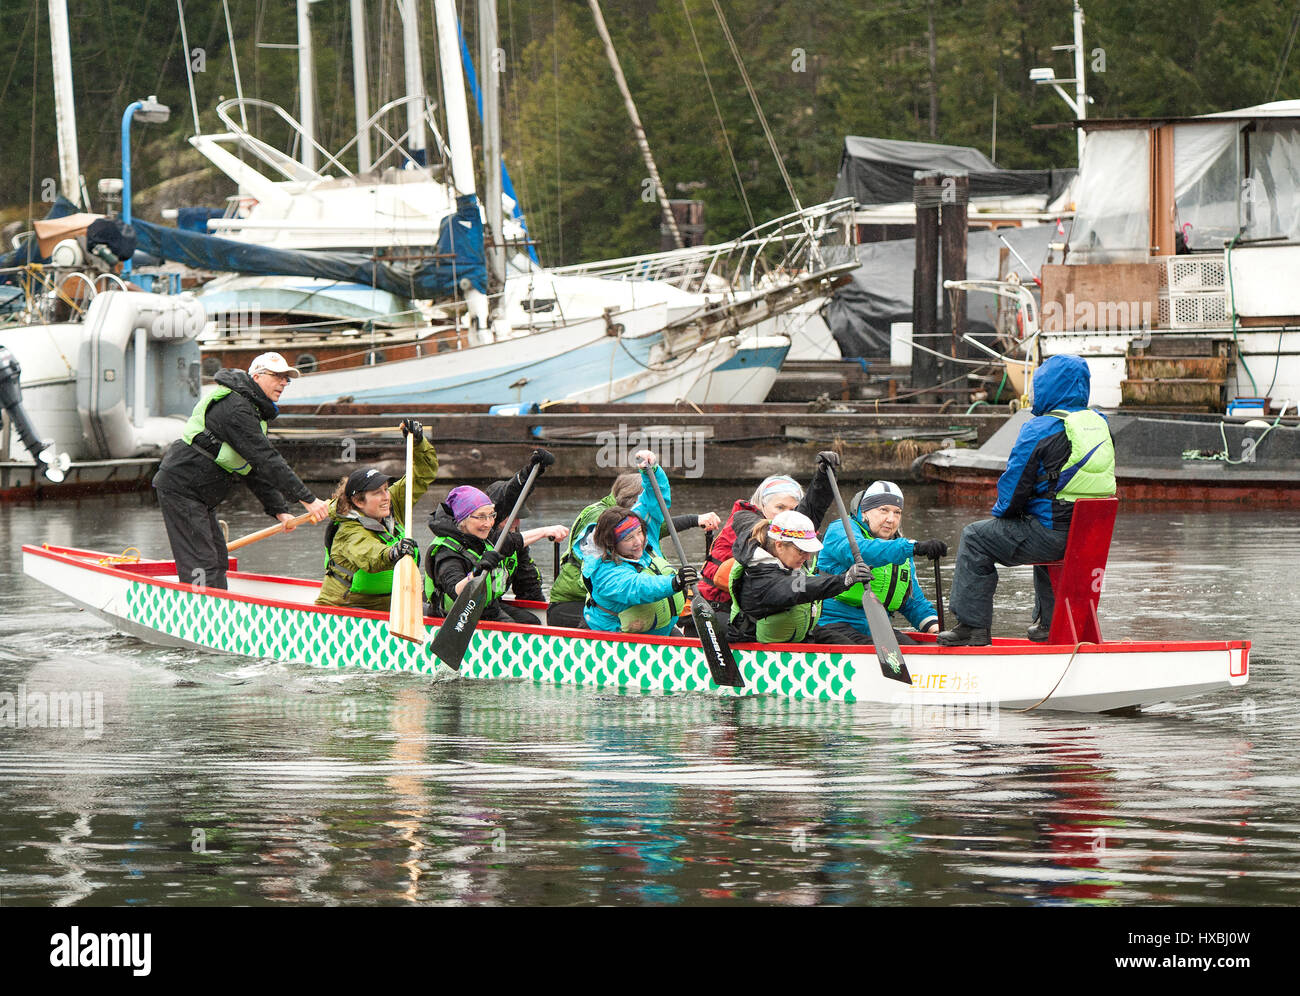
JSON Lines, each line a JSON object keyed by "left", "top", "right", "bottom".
{"left": 0, "top": 346, "right": 71, "bottom": 483}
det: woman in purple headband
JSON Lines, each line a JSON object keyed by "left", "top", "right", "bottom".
{"left": 425, "top": 448, "right": 566, "bottom": 625}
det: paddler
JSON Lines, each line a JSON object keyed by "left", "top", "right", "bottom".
{"left": 817, "top": 481, "right": 947, "bottom": 644}
{"left": 697, "top": 451, "right": 840, "bottom": 609}
{"left": 153, "top": 352, "right": 329, "bottom": 590}
{"left": 579, "top": 451, "right": 693, "bottom": 636}
{"left": 315, "top": 419, "right": 436, "bottom": 611}
{"left": 425, "top": 449, "right": 565, "bottom": 625}
{"left": 724, "top": 510, "right": 873, "bottom": 644}
{"left": 937, "top": 354, "right": 1116, "bottom": 646}
{"left": 547, "top": 470, "right": 720, "bottom": 628}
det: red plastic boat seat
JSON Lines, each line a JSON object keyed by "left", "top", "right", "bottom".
{"left": 1037, "top": 496, "right": 1119, "bottom": 644}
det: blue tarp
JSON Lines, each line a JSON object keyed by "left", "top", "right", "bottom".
{"left": 132, "top": 193, "right": 487, "bottom": 300}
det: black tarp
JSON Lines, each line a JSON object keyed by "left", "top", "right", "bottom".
{"left": 825, "top": 223, "right": 1060, "bottom": 358}
{"left": 832, "top": 136, "right": 1075, "bottom": 206}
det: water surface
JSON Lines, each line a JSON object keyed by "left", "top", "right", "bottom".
{"left": 1, "top": 485, "right": 1295, "bottom": 906}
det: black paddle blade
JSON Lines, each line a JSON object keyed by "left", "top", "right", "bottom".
{"left": 862, "top": 592, "right": 912, "bottom": 684}
{"left": 429, "top": 575, "right": 489, "bottom": 670}
{"left": 690, "top": 593, "right": 744, "bottom": 688}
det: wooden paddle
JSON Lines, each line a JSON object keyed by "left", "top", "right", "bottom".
{"left": 932, "top": 554, "right": 945, "bottom": 633}
{"left": 825, "top": 465, "right": 912, "bottom": 685}
{"left": 429, "top": 463, "right": 542, "bottom": 669}
{"left": 388, "top": 429, "right": 425, "bottom": 643}
{"left": 643, "top": 464, "right": 743, "bottom": 689}
{"left": 226, "top": 512, "right": 313, "bottom": 552}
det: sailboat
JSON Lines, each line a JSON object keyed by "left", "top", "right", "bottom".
{"left": 0, "top": 2, "right": 204, "bottom": 500}
{"left": 137, "top": 0, "right": 855, "bottom": 406}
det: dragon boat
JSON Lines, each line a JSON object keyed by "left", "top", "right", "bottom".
{"left": 23, "top": 537, "right": 1249, "bottom": 714}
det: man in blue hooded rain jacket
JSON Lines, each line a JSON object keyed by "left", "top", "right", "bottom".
{"left": 937, "top": 354, "right": 1116, "bottom": 646}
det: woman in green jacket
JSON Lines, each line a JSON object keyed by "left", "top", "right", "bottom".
{"left": 315, "top": 419, "right": 438, "bottom": 611}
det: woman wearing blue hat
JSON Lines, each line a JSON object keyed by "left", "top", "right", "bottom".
{"left": 817, "top": 480, "right": 947, "bottom": 644}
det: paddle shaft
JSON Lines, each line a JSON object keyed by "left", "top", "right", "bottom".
{"left": 388, "top": 428, "right": 425, "bottom": 642}
{"left": 824, "top": 465, "right": 912, "bottom": 685}
{"left": 933, "top": 555, "right": 945, "bottom": 632}
{"left": 404, "top": 430, "right": 414, "bottom": 539}
{"left": 226, "top": 512, "right": 314, "bottom": 552}
{"left": 645, "top": 466, "right": 692, "bottom": 570}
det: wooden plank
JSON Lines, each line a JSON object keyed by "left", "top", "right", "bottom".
{"left": 1041, "top": 263, "right": 1162, "bottom": 331}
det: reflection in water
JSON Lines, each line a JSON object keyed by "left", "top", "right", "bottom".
{"left": 1, "top": 492, "right": 1297, "bottom": 905}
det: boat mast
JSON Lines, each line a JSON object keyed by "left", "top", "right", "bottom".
{"left": 297, "top": 0, "right": 316, "bottom": 171}
{"left": 586, "top": 0, "right": 683, "bottom": 249}
{"left": 350, "top": 0, "right": 371, "bottom": 173}
{"left": 479, "top": 0, "right": 505, "bottom": 286}
{"left": 395, "top": 0, "right": 427, "bottom": 165}
{"left": 46, "top": 0, "right": 83, "bottom": 207}
{"left": 1072, "top": 1, "right": 1088, "bottom": 165}
{"left": 432, "top": 0, "right": 477, "bottom": 195}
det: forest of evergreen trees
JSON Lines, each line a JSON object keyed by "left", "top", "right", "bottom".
{"left": 1, "top": 0, "right": 1297, "bottom": 264}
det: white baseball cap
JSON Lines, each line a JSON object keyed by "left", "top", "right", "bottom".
{"left": 769, "top": 510, "right": 823, "bottom": 552}
{"left": 248, "top": 351, "right": 300, "bottom": 379}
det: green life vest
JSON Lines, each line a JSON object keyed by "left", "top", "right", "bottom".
{"left": 586, "top": 551, "right": 686, "bottom": 633}
{"left": 181, "top": 386, "right": 265, "bottom": 476}
{"left": 550, "top": 498, "right": 614, "bottom": 604}
{"left": 832, "top": 521, "right": 911, "bottom": 614}
{"left": 323, "top": 518, "right": 429, "bottom": 598}
{"left": 1045, "top": 408, "right": 1117, "bottom": 501}
{"left": 428, "top": 533, "right": 518, "bottom": 612}
{"left": 725, "top": 558, "right": 819, "bottom": 644}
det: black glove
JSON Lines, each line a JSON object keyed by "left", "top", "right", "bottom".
{"left": 912, "top": 539, "right": 948, "bottom": 560}
{"left": 474, "top": 548, "right": 504, "bottom": 575}
{"left": 497, "top": 530, "right": 525, "bottom": 557}
{"left": 672, "top": 565, "right": 699, "bottom": 593}
{"left": 387, "top": 537, "right": 417, "bottom": 564}
{"left": 399, "top": 418, "right": 423, "bottom": 444}
{"left": 530, "top": 448, "right": 556, "bottom": 470}
{"left": 842, "top": 561, "right": 872, "bottom": 586}
{"left": 816, "top": 450, "right": 840, "bottom": 470}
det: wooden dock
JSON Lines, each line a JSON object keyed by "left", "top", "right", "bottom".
{"left": 273, "top": 401, "right": 1010, "bottom": 485}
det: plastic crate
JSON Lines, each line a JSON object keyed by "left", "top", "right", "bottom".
{"left": 1166, "top": 256, "right": 1226, "bottom": 293}
{"left": 1169, "top": 291, "right": 1231, "bottom": 328}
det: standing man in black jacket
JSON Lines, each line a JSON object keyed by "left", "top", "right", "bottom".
{"left": 153, "top": 352, "right": 329, "bottom": 589}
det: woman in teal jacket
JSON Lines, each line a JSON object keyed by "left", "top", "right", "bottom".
{"left": 579, "top": 452, "right": 694, "bottom": 636}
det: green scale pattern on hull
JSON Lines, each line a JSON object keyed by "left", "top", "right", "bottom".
{"left": 126, "top": 583, "right": 864, "bottom": 703}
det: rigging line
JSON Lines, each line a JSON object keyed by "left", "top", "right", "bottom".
{"left": 1270, "top": 2, "right": 1300, "bottom": 102}
{"left": 0, "top": 2, "right": 34, "bottom": 109}
{"left": 27, "top": 8, "right": 38, "bottom": 233}
{"left": 552, "top": 0, "right": 563, "bottom": 260}
{"left": 222, "top": 0, "right": 248, "bottom": 129}
{"left": 176, "top": 0, "right": 202, "bottom": 133}
{"left": 707, "top": 0, "right": 802, "bottom": 216}
{"left": 679, "top": 0, "right": 753, "bottom": 231}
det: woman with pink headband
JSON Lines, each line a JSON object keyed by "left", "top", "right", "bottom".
{"left": 578, "top": 451, "right": 693, "bottom": 636}
{"left": 697, "top": 451, "right": 841, "bottom": 608}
